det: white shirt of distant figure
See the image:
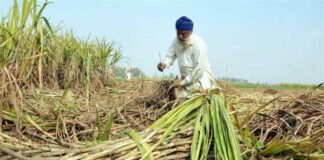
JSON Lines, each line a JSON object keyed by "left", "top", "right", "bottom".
{"left": 125, "top": 68, "right": 132, "bottom": 80}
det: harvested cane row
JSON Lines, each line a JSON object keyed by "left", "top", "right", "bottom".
{"left": 0, "top": 89, "right": 234, "bottom": 160}
{"left": 1, "top": 81, "right": 324, "bottom": 159}
{"left": 1, "top": 80, "right": 176, "bottom": 144}
{"left": 0, "top": 127, "right": 194, "bottom": 160}
{"left": 246, "top": 89, "right": 324, "bottom": 158}
{"left": 249, "top": 91, "right": 324, "bottom": 143}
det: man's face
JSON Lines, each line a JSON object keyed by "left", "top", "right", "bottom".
{"left": 177, "top": 30, "right": 192, "bottom": 41}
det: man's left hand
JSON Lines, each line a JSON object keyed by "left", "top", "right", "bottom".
{"left": 173, "top": 82, "right": 182, "bottom": 90}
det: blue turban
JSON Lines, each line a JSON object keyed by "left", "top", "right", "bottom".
{"left": 175, "top": 16, "right": 193, "bottom": 31}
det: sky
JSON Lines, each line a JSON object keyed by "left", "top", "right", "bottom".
{"left": 1, "top": 0, "right": 323, "bottom": 84}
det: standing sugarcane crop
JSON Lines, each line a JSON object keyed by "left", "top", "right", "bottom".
{"left": 157, "top": 16, "right": 218, "bottom": 98}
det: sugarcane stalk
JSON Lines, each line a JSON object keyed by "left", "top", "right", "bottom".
{"left": 0, "top": 144, "right": 29, "bottom": 160}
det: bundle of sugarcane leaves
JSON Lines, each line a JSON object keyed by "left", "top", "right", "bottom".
{"left": 144, "top": 89, "right": 242, "bottom": 160}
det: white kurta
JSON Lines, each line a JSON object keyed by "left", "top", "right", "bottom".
{"left": 125, "top": 68, "right": 132, "bottom": 80}
{"left": 162, "top": 34, "right": 218, "bottom": 97}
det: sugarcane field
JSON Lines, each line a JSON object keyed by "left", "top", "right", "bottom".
{"left": 0, "top": 0, "right": 323, "bottom": 160}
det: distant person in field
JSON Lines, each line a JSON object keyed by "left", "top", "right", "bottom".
{"left": 125, "top": 68, "right": 132, "bottom": 80}
{"left": 157, "top": 16, "right": 218, "bottom": 98}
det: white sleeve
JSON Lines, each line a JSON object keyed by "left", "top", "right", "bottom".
{"left": 180, "top": 43, "right": 210, "bottom": 86}
{"left": 162, "top": 41, "right": 177, "bottom": 68}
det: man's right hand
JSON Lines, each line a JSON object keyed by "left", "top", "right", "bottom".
{"left": 157, "top": 63, "right": 166, "bottom": 72}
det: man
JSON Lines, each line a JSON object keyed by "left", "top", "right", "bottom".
{"left": 125, "top": 67, "right": 132, "bottom": 80}
{"left": 157, "top": 16, "right": 218, "bottom": 98}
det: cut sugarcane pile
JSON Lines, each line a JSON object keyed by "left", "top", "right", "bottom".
{"left": 246, "top": 91, "right": 324, "bottom": 158}
{"left": 1, "top": 86, "right": 323, "bottom": 159}
{"left": 0, "top": 90, "right": 242, "bottom": 160}
{"left": 1, "top": 80, "right": 176, "bottom": 143}
{"left": 0, "top": 127, "right": 194, "bottom": 160}
{"left": 250, "top": 91, "right": 324, "bottom": 143}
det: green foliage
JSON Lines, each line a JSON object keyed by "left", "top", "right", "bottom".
{"left": 112, "top": 66, "right": 145, "bottom": 79}
{"left": 229, "top": 82, "right": 323, "bottom": 91}
{"left": 126, "top": 129, "right": 154, "bottom": 160}
{"left": 0, "top": 0, "right": 122, "bottom": 90}
{"left": 131, "top": 67, "right": 145, "bottom": 78}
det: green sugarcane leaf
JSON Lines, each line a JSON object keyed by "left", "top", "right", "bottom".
{"left": 126, "top": 129, "right": 153, "bottom": 160}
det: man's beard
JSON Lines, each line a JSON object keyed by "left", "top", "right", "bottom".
{"left": 178, "top": 39, "right": 190, "bottom": 50}
{"left": 178, "top": 37, "right": 190, "bottom": 44}
{"left": 180, "top": 37, "right": 191, "bottom": 44}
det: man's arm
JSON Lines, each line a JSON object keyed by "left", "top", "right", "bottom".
{"left": 157, "top": 40, "right": 177, "bottom": 71}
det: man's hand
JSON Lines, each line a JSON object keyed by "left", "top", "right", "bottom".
{"left": 157, "top": 63, "right": 166, "bottom": 72}
{"left": 173, "top": 81, "right": 182, "bottom": 90}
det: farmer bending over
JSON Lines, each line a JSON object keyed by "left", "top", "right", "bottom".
{"left": 157, "top": 16, "right": 218, "bottom": 98}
